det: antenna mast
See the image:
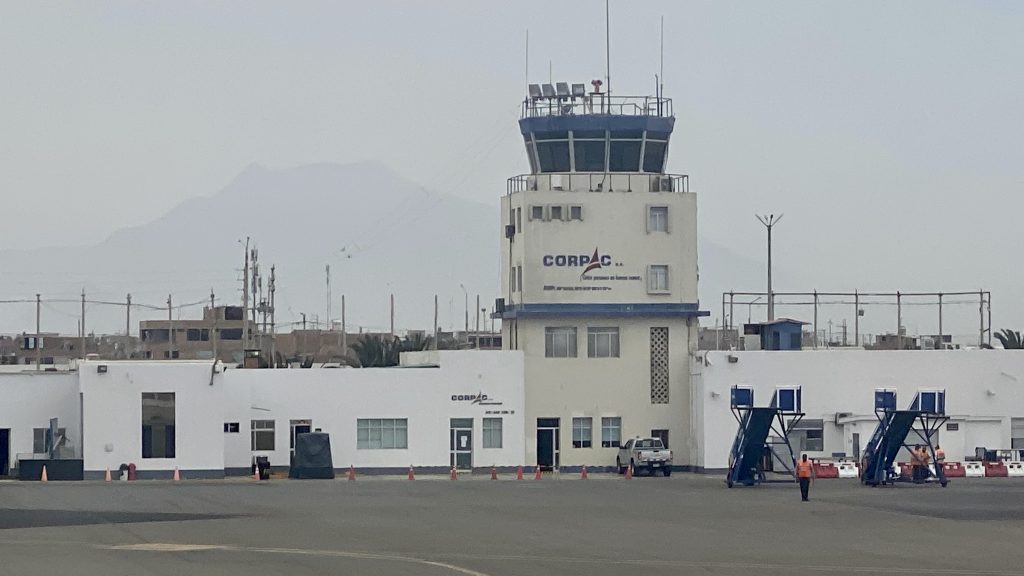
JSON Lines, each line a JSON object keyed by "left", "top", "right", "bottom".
{"left": 525, "top": 29, "right": 529, "bottom": 97}
{"left": 605, "top": 0, "right": 611, "bottom": 95}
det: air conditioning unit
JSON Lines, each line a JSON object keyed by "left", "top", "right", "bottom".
{"left": 97, "top": 365, "right": 108, "bottom": 374}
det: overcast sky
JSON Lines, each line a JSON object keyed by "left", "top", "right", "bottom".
{"left": 2, "top": 1, "right": 1022, "bottom": 333}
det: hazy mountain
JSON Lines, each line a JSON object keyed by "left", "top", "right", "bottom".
{"left": 0, "top": 162, "right": 760, "bottom": 336}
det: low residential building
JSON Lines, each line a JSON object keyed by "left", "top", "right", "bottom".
{"left": 139, "top": 305, "right": 252, "bottom": 364}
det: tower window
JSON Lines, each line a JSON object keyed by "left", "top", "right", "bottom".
{"left": 550, "top": 205, "right": 564, "bottom": 221}
{"left": 530, "top": 205, "right": 544, "bottom": 221}
{"left": 643, "top": 141, "right": 668, "bottom": 173}
{"left": 648, "top": 206, "right": 668, "bottom": 233}
{"left": 648, "top": 265, "right": 670, "bottom": 293}
{"left": 569, "top": 205, "right": 583, "bottom": 221}
{"left": 544, "top": 327, "right": 578, "bottom": 358}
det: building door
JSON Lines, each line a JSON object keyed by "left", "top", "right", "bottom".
{"left": 450, "top": 418, "right": 473, "bottom": 470}
{"left": 651, "top": 429, "right": 669, "bottom": 448}
{"left": 852, "top": 433, "right": 860, "bottom": 460}
{"left": 536, "top": 418, "right": 560, "bottom": 470}
{"left": 290, "top": 420, "right": 312, "bottom": 466}
{"left": 0, "top": 429, "right": 9, "bottom": 477}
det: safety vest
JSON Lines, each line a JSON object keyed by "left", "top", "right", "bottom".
{"left": 796, "top": 460, "right": 813, "bottom": 478}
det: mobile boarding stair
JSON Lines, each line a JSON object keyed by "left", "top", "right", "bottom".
{"left": 726, "top": 386, "right": 804, "bottom": 488}
{"left": 861, "top": 389, "right": 949, "bottom": 488}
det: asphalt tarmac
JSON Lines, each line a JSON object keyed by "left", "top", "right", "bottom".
{"left": 2, "top": 474, "right": 1023, "bottom": 575}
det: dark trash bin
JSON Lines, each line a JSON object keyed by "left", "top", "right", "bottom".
{"left": 254, "top": 456, "right": 271, "bottom": 480}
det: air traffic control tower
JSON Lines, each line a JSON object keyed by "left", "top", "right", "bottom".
{"left": 497, "top": 81, "right": 708, "bottom": 470}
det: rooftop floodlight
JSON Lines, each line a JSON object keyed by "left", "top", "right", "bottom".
{"left": 541, "top": 83, "right": 556, "bottom": 98}
{"left": 528, "top": 84, "right": 543, "bottom": 100}
{"left": 571, "top": 83, "right": 586, "bottom": 98}
{"left": 556, "top": 82, "right": 570, "bottom": 98}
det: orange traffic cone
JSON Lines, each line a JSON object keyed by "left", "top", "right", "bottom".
{"left": 40, "top": 465, "right": 48, "bottom": 482}
{"left": 516, "top": 465, "right": 524, "bottom": 480}
{"left": 408, "top": 465, "right": 415, "bottom": 480}
{"left": 252, "top": 467, "right": 260, "bottom": 481}
{"left": 581, "top": 465, "right": 589, "bottom": 480}
{"left": 347, "top": 465, "right": 356, "bottom": 481}
{"left": 534, "top": 466, "right": 542, "bottom": 480}
{"left": 490, "top": 466, "right": 498, "bottom": 480}
{"left": 104, "top": 468, "right": 112, "bottom": 482}
{"left": 625, "top": 464, "right": 633, "bottom": 480}
{"left": 450, "top": 466, "right": 458, "bottom": 480}
{"left": 172, "top": 467, "right": 181, "bottom": 482}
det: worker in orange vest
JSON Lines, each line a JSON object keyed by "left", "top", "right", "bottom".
{"left": 796, "top": 454, "right": 815, "bottom": 502}
{"left": 935, "top": 445, "right": 946, "bottom": 464}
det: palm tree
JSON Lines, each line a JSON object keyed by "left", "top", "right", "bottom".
{"left": 994, "top": 329, "right": 1024, "bottom": 349}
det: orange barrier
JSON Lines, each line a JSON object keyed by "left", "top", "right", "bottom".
{"left": 812, "top": 462, "right": 839, "bottom": 479}
{"left": 516, "top": 465, "right": 524, "bottom": 480}
{"left": 984, "top": 461, "right": 1008, "bottom": 477}
{"left": 942, "top": 462, "right": 966, "bottom": 478}
{"left": 897, "top": 462, "right": 913, "bottom": 478}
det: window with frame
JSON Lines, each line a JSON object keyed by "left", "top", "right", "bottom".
{"left": 648, "top": 265, "right": 669, "bottom": 293}
{"left": 516, "top": 266, "right": 523, "bottom": 293}
{"left": 550, "top": 205, "right": 564, "bottom": 221}
{"left": 142, "top": 392, "right": 175, "bottom": 458}
{"left": 587, "top": 327, "right": 620, "bottom": 358}
{"left": 569, "top": 205, "right": 582, "bottom": 221}
{"left": 795, "top": 419, "right": 824, "bottom": 452}
{"left": 572, "top": 417, "right": 592, "bottom": 448}
{"left": 516, "top": 207, "right": 522, "bottom": 230}
{"left": 251, "top": 419, "right": 275, "bottom": 451}
{"left": 544, "top": 327, "right": 577, "bottom": 358}
{"left": 357, "top": 418, "right": 408, "bottom": 449}
{"left": 224, "top": 422, "right": 240, "bottom": 433}
{"left": 1012, "top": 418, "right": 1024, "bottom": 449}
{"left": 648, "top": 206, "right": 668, "bottom": 232}
{"left": 33, "top": 427, "right": 67, "bottom": 454}
{"left": 482, "top": 417, "right": 503, "bottom": 448}
{"left": 186, "top": 328, "right": 210, "bottom": 342}
{"left": 601, "top": 417, "right": 622, "bottom": 448}
{"left": 530, "top": 205, "right": 544, "bottom": 221}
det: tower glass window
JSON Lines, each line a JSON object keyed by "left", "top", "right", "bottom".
{"left": 642, "top": 140, "right": 668, "bottom": 173}
{"left": 573, "top": 140, "right": 606, "bottom": 172}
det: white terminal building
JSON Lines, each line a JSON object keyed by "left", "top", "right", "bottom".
{"left": 0, "top": 83, "right": 1022, "bottom": 479}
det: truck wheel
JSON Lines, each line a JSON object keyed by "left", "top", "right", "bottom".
{"left": 616, "top": 458, "right": 624, "bottom": 474}
{"left": 663, "top": 467, "right": 672, "bottom": 477}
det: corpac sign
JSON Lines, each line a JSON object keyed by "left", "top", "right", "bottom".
{"left": 542, "top": 247, "right": 614, "bottom": 277}
{"left": 451, "top": 392, "right": 503, "bottom": 406}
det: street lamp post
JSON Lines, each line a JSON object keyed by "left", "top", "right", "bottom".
{"left": 459, "top": 284, "right": 468, "bottom": 340}
{"left": 756, "top": 214, "right": 783, "bottom": 321}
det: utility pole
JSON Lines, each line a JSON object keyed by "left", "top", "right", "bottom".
{"left": 211, "top": 289, "right": 218, "bottom": 362}
{"left": 126, "top": 293, "right": 132, "bottom": 338}
{"left": 475, "top": 294, "right": 481, "bottom": 344}
{"left": 80, "top": 289, "right": 86, "bottom": 359}
{"left": 341, "top": 294, "right": 346, "bottom": 355}
{"left": 460, "top": 284, "right": 468, "bottom": 339}
{"left": 242, "top": 237, "right": 250, "bottom": 352}
{"left": 938, "top": 292, "right": 943, "bottom": 346}
{"left": 35, "top": 294, "right": 41, "bottom": 371}
{"left": 251, "top": 248, "right": 260, "bottom": 353}
{"left": 434, "top": 294, "right": 439, "bottom": 350}
{"left": 326, "top": 264, "right": 331, "bottom": 332}
{"left": 390, "top": 294, "right": 395, "bottom": 338}
{"left": 756, "top": 214, "right": 783, "bottom": 321}
{"left": 167, "top": 294, "right": 174, "bottom": 359}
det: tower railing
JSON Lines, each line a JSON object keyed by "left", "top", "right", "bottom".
{"left": 522, "top": 94, "right": 672, "bottom": 119}
{"left": 507, "top": 172, "right": 688, "bottom": 195}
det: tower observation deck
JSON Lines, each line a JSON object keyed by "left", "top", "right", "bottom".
{"left": 511, "top": 82, "right": 686, "bottom": 194}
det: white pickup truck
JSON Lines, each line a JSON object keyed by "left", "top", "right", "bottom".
{"left": 616, "top": 437, "right": 673, "bottom": 476}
